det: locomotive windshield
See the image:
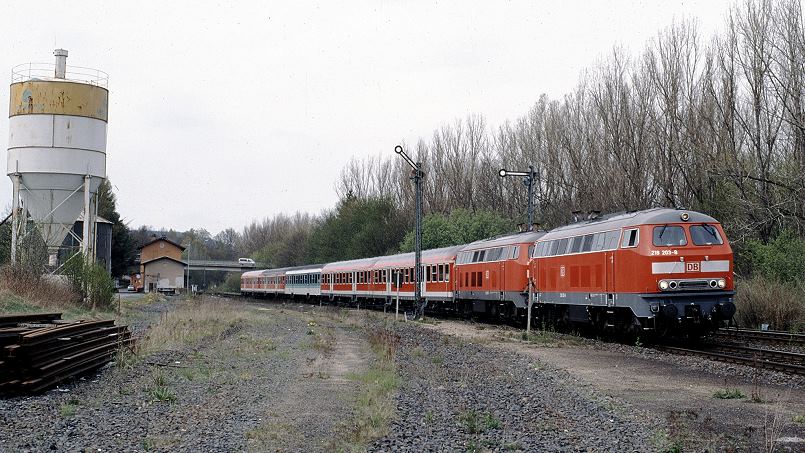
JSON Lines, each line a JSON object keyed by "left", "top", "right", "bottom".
{"left": 653, "top": 225, "right": 687, "bottom": 246}
{"left": 690, "top": 224, "right": 723, "bottom": 245}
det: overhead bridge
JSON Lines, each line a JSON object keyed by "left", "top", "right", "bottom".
{"left": 187, "top": 260, "right": 267, "bottom": 272}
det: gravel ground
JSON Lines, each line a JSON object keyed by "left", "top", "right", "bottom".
{"left": 369, "top": 322, "right": 657, "bottom": 452}
{"left": 424, "top": 319, "right": 805, "bottom": 452}
{"left": 0, "top": 301, "right": 370, "bottom": 452}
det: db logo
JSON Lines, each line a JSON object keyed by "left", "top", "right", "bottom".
{"left": 686, "top": 262, "right": 700, "bottom": 272}
{"left": 560, "top": 266, "right": 566, "bottom": 277}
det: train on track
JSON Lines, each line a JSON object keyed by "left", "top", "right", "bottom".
{"left": 241, "top": 208, "right": 736, "bottom": 336}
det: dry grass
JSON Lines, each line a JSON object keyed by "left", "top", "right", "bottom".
{"left": 735, "top": 277, "right": 805, "bottom": 332}
{"left": 138, "top": 300, "right": 246, "bottom": 355}
{"left": 0, "top": 265, "right": 79, "bottom": 312}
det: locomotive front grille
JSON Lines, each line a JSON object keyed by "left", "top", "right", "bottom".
{"left": 677, "top": 279, "right": 710, "bottom": 290}
{"left": 659, "top": 277, "right": 726, "bottom": 291}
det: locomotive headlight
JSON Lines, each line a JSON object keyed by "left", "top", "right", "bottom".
{"left": 658, "top": 280, "right": 669, "bottom": 291}
{"left": 717, "top": 278, "right": 726, "bottom": 289}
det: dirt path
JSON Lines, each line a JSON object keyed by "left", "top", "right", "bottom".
{"left": 246, "top": 318, "right": 372, "bottom": 452}
{"left": 424, "top": 320, "right": 805, "bottom": 452}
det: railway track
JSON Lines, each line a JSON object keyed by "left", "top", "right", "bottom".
{"left": 653, "top": 343, "right": 805, "bottom": 376}
{"left": 714, "top": 327, "right": 805, "bottom": 346}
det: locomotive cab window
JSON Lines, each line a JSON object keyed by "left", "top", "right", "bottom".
{"left": 621, "top": 228, "right": 639, "bottom": 248}
{"left": 690, "top": 224, "right": 723, "bottom": 246}
{"left": 653, "top": 225, "right": 687, "bottom": 246}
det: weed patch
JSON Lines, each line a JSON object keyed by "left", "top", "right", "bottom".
{"left": 150, "top": 385, "right": 177, "bottom": 403}
{"left": 59, "top": 398, "right": 80, "bottom": 417}
{"left": 458, "top": 410, "right": 501, "bottom": 434}
{"left": 713, "top": 388, "right": 745, "bottom": 399}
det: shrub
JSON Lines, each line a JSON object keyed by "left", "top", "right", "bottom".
{"left": 734, "top": 277, "right": 805, "bottom": 332}
{"left": 738, "top": 230, "right": 805, "bottom": 285}
{"left": 220, "top": 273, "right": 243, "bottom": 292}
{"left": 63, "top": 256, "right": 115, "bottom": 310}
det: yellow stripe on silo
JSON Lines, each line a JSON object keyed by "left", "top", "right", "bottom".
{"left": 9, "top": 81, "right": 108, "bottom": 121}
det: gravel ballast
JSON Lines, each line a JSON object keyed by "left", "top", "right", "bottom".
{"left": 370, "top": 321, "right": 657, "bottom": 452}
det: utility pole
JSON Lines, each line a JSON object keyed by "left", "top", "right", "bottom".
{"left": 395, "top": 145, "right": 425, "bottom": 319}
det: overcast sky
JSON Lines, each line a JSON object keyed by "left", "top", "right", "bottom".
{"left": 0, "top": 0, "right": 735, "bottom": 234}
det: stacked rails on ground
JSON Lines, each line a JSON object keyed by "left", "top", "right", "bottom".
{"left": 0, "top": 313, "right": 132, "bottom": 395}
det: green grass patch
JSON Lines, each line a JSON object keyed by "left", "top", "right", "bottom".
{"left": 150, "top": 385, "right": 176, "bottom": 403}
{"left": 793, "top": 414, "right": 805, "bottom": 424}
{"left": 458, "top": 409, "right": 501, "bottom": 434}
{"left": 0, "top": 292, "right": 41, "bottom": 314}
{"left": 712, "top": 388, "right": 745, "bottom": 399}
{"left": 59, "top": 398, "right": 80, "bottom": 417}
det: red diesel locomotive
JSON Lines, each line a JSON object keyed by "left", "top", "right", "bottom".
{"left": 530, "top": 208, "right": 735, "bottom": 334}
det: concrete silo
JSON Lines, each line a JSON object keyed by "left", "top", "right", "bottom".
{"left": 6, "top": 49, "right": 108, "bottom": 268}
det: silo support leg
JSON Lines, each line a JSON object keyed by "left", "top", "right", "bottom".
{"left": 81, "top": 175, "right": 92, "bottom": 260}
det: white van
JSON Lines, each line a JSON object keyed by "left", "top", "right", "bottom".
{"left": 238, "top": 258, "right": 255, "bottom": 265}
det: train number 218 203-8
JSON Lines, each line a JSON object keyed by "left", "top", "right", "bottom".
{"left": 649, "top": 249, "right": 679, "bottom": 256}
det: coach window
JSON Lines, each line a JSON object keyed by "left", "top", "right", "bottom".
{"left": 534, "top": 242, "right": 544, "bottom": 257}
{"left": 605, "top": 230, "right": 621, "bottom": 249}
{"left": 581, "top": 234, "right": 594, "bottom": 252}
{"left": 445, "top": 265, "right": 450, "bottom": 282}
{"left": 557, "top": 238, "right": 569, "bottom": 255}
{"left": 653, "top": 225, "right": 687, "bottom": 246}
{"left": 570, "top": 236, "right": 583, "bottom": 254}
{"left": 621, "top": 228, "right": 639, "bottom": 248}
{"left": 433, "top": 265, "right": 438, "bottom": 281}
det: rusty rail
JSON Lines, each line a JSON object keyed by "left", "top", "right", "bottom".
{"left": 715, "top": 328, "right": 805, "bottom": 346}
{"left": 653, "top": 344, "right": 805, "bottom": 376}
{"left": 0, "top": 313, "right": 132, "bottom": 395}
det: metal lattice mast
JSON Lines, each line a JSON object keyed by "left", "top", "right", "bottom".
{"left": 395, "top": 145, "right": 426, "bottom": 320}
